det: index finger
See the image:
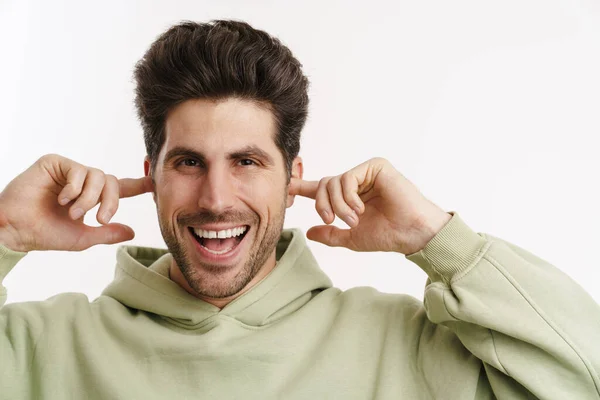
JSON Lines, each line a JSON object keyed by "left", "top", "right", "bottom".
{"left": 289, "top": 178, "right": 319, "bottom": 199}
{"left": 118, "top": 176, "right": 154, "bottom": 199}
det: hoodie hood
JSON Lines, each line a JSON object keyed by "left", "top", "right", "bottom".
{"left": 101, "top": 228, "right": 333, "bottom": 328}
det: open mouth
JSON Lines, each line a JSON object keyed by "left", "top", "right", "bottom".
{"left": 189, "top": 225, "right": 250, "bottom": 255}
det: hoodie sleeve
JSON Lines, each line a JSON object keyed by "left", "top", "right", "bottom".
{"left": 0, "top": 245, "right": 38, "bottom": 398}
{"left": 0, "top": 244, "right": 27, "bottom": 308}
{"left": 406, "top": 212, "right": 600, "bottom": 399}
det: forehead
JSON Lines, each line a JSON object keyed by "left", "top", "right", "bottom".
{"left": 163, "top": 98, "right": 278, "bottom": 154}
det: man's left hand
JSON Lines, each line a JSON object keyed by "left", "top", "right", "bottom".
{"left": 288, "top": 157, "right": 452, "bottom": 255}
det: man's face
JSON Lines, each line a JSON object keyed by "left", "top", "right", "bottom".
{"left": 146, "top": 98, "right": 301, "bottom": 299}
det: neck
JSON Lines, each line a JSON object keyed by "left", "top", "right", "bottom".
{"left": 168, "top": 255, "right": 277, "bottom": 309}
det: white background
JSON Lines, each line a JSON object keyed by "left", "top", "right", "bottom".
{"left": 1, "top": 0, "right": 599, "bottom": 304}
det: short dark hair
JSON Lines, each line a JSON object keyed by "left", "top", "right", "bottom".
{"left": 133, "top": 20, "right": 310, "bottom": 178}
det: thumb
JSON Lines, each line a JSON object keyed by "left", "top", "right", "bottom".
{"left": 306, "top": 225, "right": 355, "bottom": 249}
{"left": 76, "top": 223, "right": 135, "bottom": 250}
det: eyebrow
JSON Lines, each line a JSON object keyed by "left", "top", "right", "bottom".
{"left": 229, "top": 145, "right": 275, "bottom": 165}
{"left": 163, "top": 145, "right": 275, "bottom": 166}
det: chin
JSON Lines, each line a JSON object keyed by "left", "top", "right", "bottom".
{"left": 184, "top": 255, "right": 257, "bottom": 299}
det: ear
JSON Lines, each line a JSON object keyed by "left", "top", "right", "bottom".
{"left": 144, "top": 156, "right": 151, "bottom": 177}
{"left": 286, "top": 156, "right": 303, "bottom": 208}
{"left": 144, "top": 156, "right": 157, "bottom": 203}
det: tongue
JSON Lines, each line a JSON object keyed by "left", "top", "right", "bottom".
{"left": 203, "top": 237, "right": 238, "bottom": 251}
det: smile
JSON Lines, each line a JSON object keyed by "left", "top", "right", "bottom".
{"left": 189, "top": 225, "right": 250, "bottom": 256}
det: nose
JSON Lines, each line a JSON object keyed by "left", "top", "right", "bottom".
{"left": 196, "top": 166, "right": 235, "bottom": 213}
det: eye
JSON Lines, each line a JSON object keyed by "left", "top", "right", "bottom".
{"left": 179, "top": 158, "right": 199, "bottom": 167}
{"left": 239, "top": 159, "right": 256, "bottom": 166}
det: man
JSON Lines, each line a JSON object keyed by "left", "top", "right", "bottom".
{"left": 0, "top": 20, "right": 598, "bottom": 399}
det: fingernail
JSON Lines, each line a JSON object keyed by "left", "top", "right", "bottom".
{"left": 322, "top": 210, "right": 330, "bottom": 221}
{"left": 353, "top": 206, "right": 361, "bottom": 215}
{"left": 72, "top": 208, "right": 84, "bottom": 220}
{"left": 59, "top": 197, "right": 69, "bottom": 205}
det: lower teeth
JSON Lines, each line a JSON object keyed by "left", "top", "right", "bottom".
{"left": 201, "top": 245, "right": 234, "bottom": 255}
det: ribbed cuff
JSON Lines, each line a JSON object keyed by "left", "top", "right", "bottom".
{"left": 405, "top": 212, "right": 488, "bottom": 283}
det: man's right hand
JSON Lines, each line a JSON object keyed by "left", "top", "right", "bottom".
{"left": 0, "top": 154, "right": 153, "bottom": 253}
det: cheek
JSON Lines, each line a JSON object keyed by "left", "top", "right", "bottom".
{"left": 236, "top": 176, "right": 286, "bottom": 211}
{"left": 155, "top": 176, "right": 198, "bottom": 210}
{"left": 237, "top": 180, "right": 262, "bottom": 199}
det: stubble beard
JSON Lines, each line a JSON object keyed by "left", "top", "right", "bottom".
{"left": 158, "top": 199, "right": 286, "bottom": 299}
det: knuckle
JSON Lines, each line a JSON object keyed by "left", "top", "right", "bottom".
{"left": 326, "top": 177, "right": 338, "bottom": 190}
{"left": 89, "top": 168, "right": 106, "bottom": 180}
{"left": 37, "top": 153, "right": 62, "bottom": 169}
{"left": 104, "top": 176, "right": 119, "bottom": 193}
{"left": 342, "top": 192, "right": 354, "bottom": 204}
{"left": 39, "top": 153, "right": 57, "bottom": 163}
{"left": 71, "top": 165, "right": 87, "bottom": 179}
{"left": 317, "top": 178, "right": 329, "bottom": 193}
{"left": 315, "top": 203, "right": 329, "bottom": 213}
{"left": 319, "top": 176, "right": 332, "bottom": 185}
{"left": 341, "top": 172, "right": 353, "bottom": 185}
{"left": 372, "top": 157, "right": 391, "bottom": 168}
{"left": 64, "top": 180, "right": 81, "bottom": 192}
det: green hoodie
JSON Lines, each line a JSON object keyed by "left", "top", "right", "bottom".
{"left": 1, "top": 212, "right": 599, "bottom": 399}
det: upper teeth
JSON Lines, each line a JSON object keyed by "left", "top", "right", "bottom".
{"left": 193, "top": 226, "right": 247, "bottom": 239}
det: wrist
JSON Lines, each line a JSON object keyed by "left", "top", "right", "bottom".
{"left": 0, "top": 209, "right": 27, "bottom": 253}
{"left": 406, "top": 209, "right": 453, "bottom": 255}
